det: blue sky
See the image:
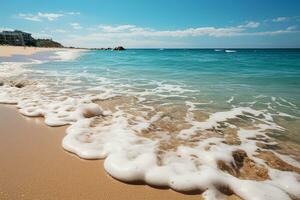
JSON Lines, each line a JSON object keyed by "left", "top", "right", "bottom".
{"left": 1, "top": 0, "right": 300, "bottom": 48}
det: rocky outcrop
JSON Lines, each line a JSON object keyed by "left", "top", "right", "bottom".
{"left": 114, "top": 46, "right": 125, "bottom": 51}
{"left": 91, "top": 46, "right": 126, "bottom": 51}
{"left": 35, "top": 39, "right": 63, "bottom": 48}
{"left": 91, "top": 48, "right": 112, "bottom": 50}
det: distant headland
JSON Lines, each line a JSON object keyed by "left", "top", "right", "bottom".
{"left": 0, "top": 30, "right": 125, "bottom": 50}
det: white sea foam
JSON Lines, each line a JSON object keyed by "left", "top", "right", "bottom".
{"left": 225, "top": 50, "right": 236, "bottom": 53}
{"left": 279, "top": 97, "right": 297, "bottom": 108}
{"left": 0, "top": 57, "right": 299, "bottom": 200}
{"left": 226, "top": 96, "right": 234, "bottom": 103}
{"left": 0, "top": 61, "right": 36, "bottom": 78}
{"left": 51, "top": 50, "right": 83, "bottom": 61}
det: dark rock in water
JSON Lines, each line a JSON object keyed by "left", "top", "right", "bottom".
{"left": 15, "top": 82, "right": 25, "bottom": 88}
{"left": 232, "top": 149, "right": 248, "bottom": 168}
{"left": 0, "top": 81, "right": 3, "bottom": 86}
{"left": 10, "top": 80, "right": 26, "bottom": 88}
{"left": 9, "top": 80, "right": 36, "bottom": 88}
{"left": 91, "top": 46, "right": 125, "bottom": 51}
{"left": 217, "top": 149, "right": 270, "bottom": 181}
{"left": 114, "top": 46, "right": 125, "bottom": 51}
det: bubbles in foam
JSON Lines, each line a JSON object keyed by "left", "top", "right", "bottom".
{"left": 0, "top": 55, "right": 300, "bottom": 200}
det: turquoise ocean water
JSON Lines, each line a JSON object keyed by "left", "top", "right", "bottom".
{"left": 34, "top": 49, "right": 300, "bottom": 103}
{"left": 1, "top": 48, "right": 300, "bottom": 198}
{"left": 28, "top": 49, "right": 300, "bottom": 143}
{"left": 33, "top": 49, "right": 300, "bottom": 115}
{"left": 2, "top": 49, "right": 299, "bottom": 143}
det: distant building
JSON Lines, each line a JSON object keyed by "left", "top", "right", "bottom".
{"left": 0, "top": 30, "right": 35, "bottom": 46}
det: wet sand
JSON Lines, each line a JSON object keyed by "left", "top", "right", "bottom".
{"left": 0, "top": 105, "right": 203, "bottom": 200}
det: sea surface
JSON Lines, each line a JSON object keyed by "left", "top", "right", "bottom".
{"left": 1, "top": 49, "right": 300, "bottom": 200}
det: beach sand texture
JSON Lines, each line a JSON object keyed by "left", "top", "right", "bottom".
{"left": 0, "top": 47, "right": 244, "bottom": 200}
{"left": 1, "top": 46, "right": 299, "bottom": 200}
{"left": 0, "top": 105, "right": 207, "bottom": 200}
{"left": 0, "top": 46, "right": 83, "bottom": 57}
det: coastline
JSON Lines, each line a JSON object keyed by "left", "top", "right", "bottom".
{"left": 0, "top": 48, "right": 299, "bottom": 200}
{"left": 0, "top": 49, "right": 243, "bottom": 199}
{"left": 0, "top": 45, "right": 85, "bottom": 57}
{"left": 0, "top": 105, "right": 206, "bottom": 200}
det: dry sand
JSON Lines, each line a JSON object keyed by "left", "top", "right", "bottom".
{"left": 0, "top": 105, "right": 204, "bottom": 200}
{"left": 0, "top": 45, "right": 82, "bottom": 57}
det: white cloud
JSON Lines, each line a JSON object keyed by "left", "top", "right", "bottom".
{"left": 92, "top": 24, "right": 242, "bottom": 37}
{"left": 18, "top": 13, "right": 41, "bottom": 21}
{"left": 98, "top": 24, "right": 143, "bottom": 32}
{"left": 287, "top": 25, "right": 297, "bottom": 31}
{"left": 272, "top": 17, "right": 288, "bottom": 22}
{"left": 238, "top": 21, "right": 260, "bottom": 28}
{"left": 18, "top": 11, "right": 80, "bottom": 22}
{"left": 241, "top": 28, "right": 296, "bottom": 36}
{"left": 18, "top": 12, "right": 63, "bottom": 21}
{"left": 70, "top": 23, "right": 82, "bottom": 30}
{"left": 83, "top": 22, "right": 295, "bottom": 38}
{"left": 62, "top": 22, "right": 297, "bottom": 48}
{"left": 38, "top": 12, "right": 64, "bottom": 21}
{"left": 66, "top": 12, "right": 80, "bottom": 15}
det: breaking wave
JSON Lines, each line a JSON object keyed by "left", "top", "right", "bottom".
{"left": 0, "top": 50, "right": 299, "bottom": 200}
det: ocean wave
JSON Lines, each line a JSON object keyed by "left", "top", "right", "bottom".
{"left": 0, "top": 57, "right": 300, "bottom": 200}
{"left": 226, "top": 96, "right": 235, "bottom": 104}
{"left": 50, "top": 50, "right": 84, "bottom": 61}
{"left": 225, "top": 50, "right": 236, "bottom": 53}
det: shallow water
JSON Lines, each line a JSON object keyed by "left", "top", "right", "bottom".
{"left": 0, "top": 49, "right": 300, "bottom": 200}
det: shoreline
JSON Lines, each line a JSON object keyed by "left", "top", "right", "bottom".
{"left": 1, "top": 48, "right": 299, "bottom": 200}
{"left": 0, "top": 45, "right": 86, "bottom": 57}
{"left": 0, "top": 105, "right": 207, "bottom": 200}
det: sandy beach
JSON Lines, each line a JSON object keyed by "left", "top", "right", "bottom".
{"left": 0, "top": 45, "right": 299, "bottom": 200}
{"left": 0, "top": 105, "right": 206, "bottom": 200}
{"left": 0, "top": 45, "right": 82, "bottom": 57}
{"left": 0, "top": 46, "right": 241, "bottom": 200}
{"left": 1, "top": 1, "right": 300, "bottom": 199}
